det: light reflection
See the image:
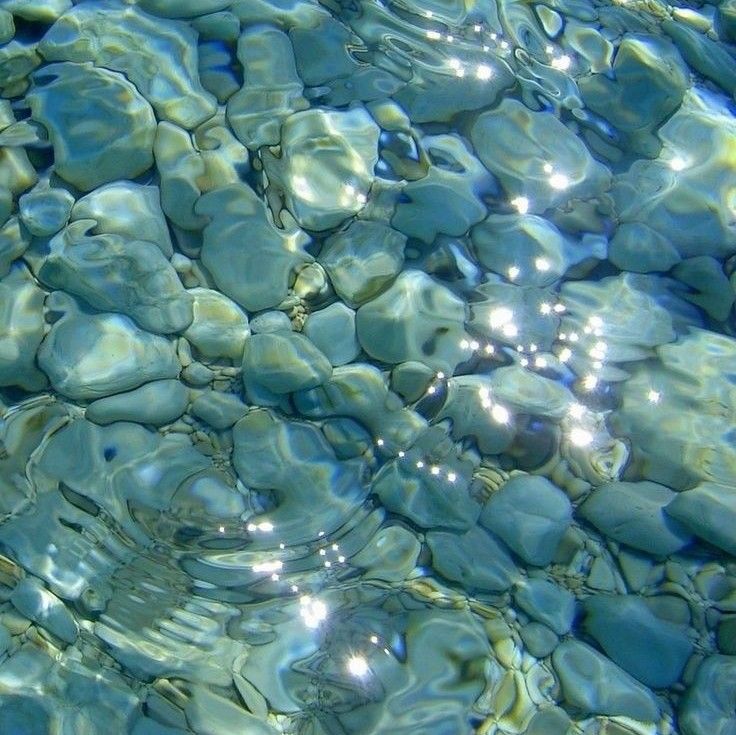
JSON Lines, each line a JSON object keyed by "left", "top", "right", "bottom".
{"left": 475, "top": 64, "right": 493, "bottom": 81}
{"left": 551, "top": 54, "right": 571, "bottom": 70}
{"left": 347, "top": 655, "right": 370, "bottom": 678}
{"left": 548, "top": 172, "right": 570, "bottom": 190}
{"left": 569, "top": 427, "right": 593, "bottom": 447}
{"left": 647, "top": 389, "right": 661, "bottom": 403}
{"left": 669, "top": 156, "right": 687, "bottom": 171}
{"left": 300, "top": 596, "right": 328, "bottom": 628}
{"left": 510, "top": 195, "right": 530, "bottom": 214}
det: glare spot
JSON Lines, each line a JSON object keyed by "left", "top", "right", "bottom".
{"left": 398, "top": 450, "right": 405, "bottom": 458}
{"left": 474, "top": 24, "right": 482, "bottom": 32}
{"left": 569, "top": 427, "right": 594, "bottom": 447}
{"left": 507, "top": 265, "right": 521, "bottom": 280}
{"left": 583, "top": 374, "right": 598, "bottom": 391}
{"left": 543, "top": 162, "right": 553, "bottom": 174}
{"left": 510, "top": 196, "right": 530, "bottom": 214}
{"left": 490, "top": 307, "right": 514, "bottom": 329}
{"left": 520, "top": 357, "right": 529, "bottom": 367}
{"left": 370, "top": 635, "right": 379, "bottom": 644}
{"left": 491, "top": 403, "right": 510, "bottom": 424}
{"left": 470, "top": 340, "right": 480, "bottom": 350}
{"left": 589, "top": 315, "right": 603, "bottom": 328}
{"left": 258, "top": 521, "right": 274, "bottom": 532}
{"left": 559, "top": 347, "right": 572, "bottom": 363}
{"left": 446, "top": 34, "right": 454, "bottom": 42}
{"left": 549, "top": 172, "right": 570, "bottom": 190}
{"left": 535, "top": 356, "right": 548, "bottom": 368}
{"left": 416, "top": 460, "right": 424, "bottom": 469}
{"left": 545, "top": 44, "right": 554, "bottom": 54}
{"left": 427, "top": 385, "right": 436, "bottom": 394}
{"left": 218, "top": 525, "right": 225, "bottom": 533}
{"left": 338, "top": 555, "right": 345, "bottom": 563}
{"left": 551, "top": 54, "right": 571, "bottom": 70}
{"left": 324, "top": 560, "right": 331, "bottom": 568}
{"left": 535, "top": 257, "right": 551, "bottom": 272}
{"left": 271, "top": 573, "right": 280, "bottom": 581}
{"left": 447, "top": 471, "right": 457, "bottom": 483}
{"left": 484, "top": 344, "right": 495, "bottom": 354}
{"left": 647, "top": 389, "right": 661, "bottom": 403}
{"left": 449, "top": 58, "right": 462, "bottom": 70}
{"left": 553, "top": 303, "right": 566, "bottom": 313}
{"left": 455, "top": 67, "right": 465, "bottom": 78}
{"left": 437, "top": 372, "right": 445, "bottom": 379}
{"left": 319, "top": 548, "right": 326, "bottom": 556}
{"left": 426, "top": 30, "right": 441, "bottom": 40}
{"left": 476, "top": 64, "right": 493, "bottom": 80}
{"left": 540, "top": 302, "right": 552, "bottom": 315}
{"left": 300, "top": 596, "right": 328, "bottom": 628}
{"left": 502, "top": 322, "right": 518, "bottom": 338}
{"left": 347, "top": 655, "right": 370, "bottom": 678}
{"left": 500, "top": 40, "right": 510, "bottom": 49}
{"left": 569, "top": 402, "right": 586, "bottom": 419}
{"left": 460, "top": 339, "right": 470, "bottom": 349}
{"left": 376, "top": 438, "right": 384, "bottom": 447}
{"left": 669, "top": 156, "right": 687, "bottom": 172}
{"left": 253, "top": 560, "right": 283, "bottom": 574}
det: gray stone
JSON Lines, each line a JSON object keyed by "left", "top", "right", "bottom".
{"left": 582, "top": 594, "right": 693, "bottom": 688}
{"left": 580, "top": 481, "right": 693, "bottom": 556}
{"left": 303, "top": 302, "right": 359, "bottom": 367}
{"left": 242, "top": 332, "right": 332, "bottom": 395}
{"left": 85, "top": 380, "right": 189, "bottom": 427}
{"left": 11, "top": 578, "right": 78, "bottom": 644}
{"left": 666, "top": 482, "right": 736, "bottom": 556}
{"left": 190, "top": 391, "right": 248, "bottom": 430}
{"left": 514, "top": 578, "right": 576, "bottom": 635}
{"left": 520, "top": 622, "right": 558, "bottom": 659}
{"left": 679, "top": 655, "right": 736, "bottom": 735}
{"left": 319, "top": 220, "right": 405, "bottom": 308}
{"left": 480, "top": 475, "right": 572, "bottom": 566}
{"left": 552, "top": 640, "right": 660, "bottom": 720}
{"left": 427, "top": 526, "right": 518, "bottom": 592}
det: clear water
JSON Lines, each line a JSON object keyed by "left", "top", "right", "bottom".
{"left": 0, "top": 0, "right": 735, "bottom": 734}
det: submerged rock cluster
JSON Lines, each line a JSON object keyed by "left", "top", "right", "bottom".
{"left": 0, "top": 0, "right": 736, "bottom": 734}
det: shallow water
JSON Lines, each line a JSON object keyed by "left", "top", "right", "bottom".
{"left": 0, "top": 0, "right": 735, "bottom": 733}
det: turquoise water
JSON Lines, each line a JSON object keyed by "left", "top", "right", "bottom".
{"left": 0, "top": 0, "right": 735, "bottom": 733}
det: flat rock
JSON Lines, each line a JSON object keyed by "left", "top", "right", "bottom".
{"left": 514, "top": 578, "right": 576, "bottom": 635}
{"left": 666, "top": 482, "right": 736, "bottom": 556}
{"left": 480, "top": 475, "right": 572, "bottom": 566}
{"left": 582, "top": 594, "right": 693, "bottom": 688}
{"left": 552, "top": 640, "right": 660, "bottom": 721}
{"left": 303, "top": 302, "right": 359, "bottom": 367}
{"left": 580, "top": 480, "right": 693, "bottom": 556}
{"left": 85, "top": 380, "right": 189, "bottom": 427}
{"left": 427, "top": 525, "right": 518, "bottom": 592}
{"left": 679, "top": 655, "right": 736, "bottom": 735}
{"left": 183, "top": 288, "right": 250, "bottom": 361}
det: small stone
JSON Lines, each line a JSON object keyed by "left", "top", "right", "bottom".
{"left": 190, "top": 391, "right": 248, "bottom": 430}
{"left": 514, "top": 578, "right": 576, "bottom": 635}
{"left": 303, "top": 302, "right": 359, "bottom": 367}
{"left": 520, "top": 622, "right": 558, "bottom": 659}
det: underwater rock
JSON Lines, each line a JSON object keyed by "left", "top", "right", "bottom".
{"left": 427, "top": 525, "right": 519, "bottom": 592}
{"left": 612, "top": 92, "right": 736, "bottom": 260}
{"left": 489, "top": 365, "right": 574, "bottom": 421}
{"left": 232, "top": 409, "right": 368, "bottom": 543}
{"left": 582, "top": 594, "right": 693, "bottom": 688}
{"left": 197, "top": 183, "right": 312, "bottom": 312}
{"left": 18, "top": 179, "right": 73, "bottom": 238}
{"left": 579, "top": 34, "right": 688, "bottom": 149}
{"left": 372, "top": 431, "right": 479, "bottom": 531}
{"left": 391, "top": 134, "right": 491, "bottom": 243}
{"left": 552, "top": 640, "right": 660, "bottom": 721}
{"left": 471, "top": 213, "right": 604, "bottom": 287}
{"left": 436, "top": 375, "right": 515, "bottom": 454}
{"left": 27, "top": 62, "right": 156, "bottom": 191}
{"left": 302, "top": 302, "right": 360, "bottom": 367}
{"left": 356, "top": 270, "right": 469, "bottom": 374}
{"left": 294, "top": 363, "right": 427, "bottom": 452}
{"left": 679, "top": 655, "right": 736, "bottom": 735}
{"left": 520, "top": 622, "right": 558, "bottom": 658}
{"left": 85, "top": 380, "right": 189, "bottom": 427}
{"left": 37, "top": 310, "right": 180, "bottom": 401}
{"left": 609, "top": 222, "right": 682, "bottom": 273}
{"left": 666, "top": 482, "right": 736, "bottom": 557}
{"left": 226, "top": 25, "right": 306, "bottom": 148}
{"left": 469, "top": 280, "right": 560, "bottom": 351}
{"left": 480, "top": 475, "right": 572, "bottom": 566}
{"left": 580, "top": 480, "right": 693, "bottom": 556}
{"left": 39, "top": 221, "right": 193, "bottom": 335}
{"left": 248, "top": 311, "right": 292, "bottom": 334}
{"left": 471, "top": 98, "right": 611, "bottom": 214}
{"left": 351, "top": 524, "right": 420, "bottom": 581}
{"left": 39, "top": 1, "right": 216, "bottom": 129}
{"left": 184, "top": 684, "right": 278, "bottom": 735}
{"left": 319, "top": 220, "right": 406, "bottom": 308}
{"left": 672, "top": 256, "right": 735, "bottom": 322}
{"left": 10, "top": 577, "right": 78, "bottom": 644}
{"left": 612, "top": 329, "right": 736, "bottom": 490}
{"left": 242, "top": 331, "right": 332, "bottom": 395}
{"left": 183, "top": 287, "right": 249, "bottom": 362}
{"left": 0, "top": 217, "right": 30, "bottom": 279}
{"left": 514, "top": 577, "right": 576, "bottom": 635}
{"left": 71, "top": 181, "right": 174, "bottom": 258}
{"left": 190, "top": 390, "right": 247, "bottom": 430}
{"left": 0, "top": 264, "right": 47, "bottom": 391}
{"left": 263, "top": 107, "right": 380, "bottom": 231}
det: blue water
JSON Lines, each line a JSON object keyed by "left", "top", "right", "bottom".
{"left": 0, "top": 0, "right": 735, "bottom": 733}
